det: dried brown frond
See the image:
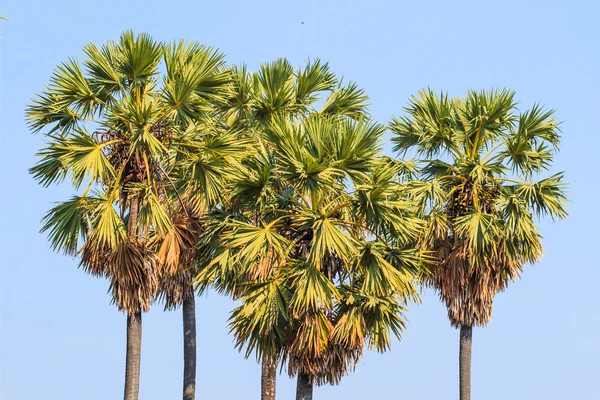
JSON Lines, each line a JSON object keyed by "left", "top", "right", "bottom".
{"left": 155, "top": 212, "right": 203, "bottom": 310}
{"left": 80, "top": 239, "right": 160, "bottom": 315}
{"left": 108, "top": 240, "right": 160, "bottom": 315}
{"left": 286, "top": 339, "right": 362, "bottom": 386}
{"left": 283, "top": 305, "right": 365, "bottom": 386}
{"left": 425, "top": 181, "right": 529, "bottom": 327}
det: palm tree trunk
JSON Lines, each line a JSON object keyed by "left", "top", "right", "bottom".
{"left": 295, "top": 372, "right": 313, "bottom": 400}
{"left": 124, "top": 312, "right": 142, "bottom": 400}
{"left": 261, "top": 355, "right": 277, "bottom": 400}
{"left": 459, "top": 325, "right": 472, "bottom": 400}
{"left": 124, "top": 198, "right": 142, "bottom": 400}
{"left": 183, "top": 287, "right": 197, "bottom": 400}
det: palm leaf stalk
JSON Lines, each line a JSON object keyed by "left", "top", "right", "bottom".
{"left": 390, "top": 88, "right": 568, "bottom": 400}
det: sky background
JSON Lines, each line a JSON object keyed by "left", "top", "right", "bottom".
{"left": 1, "top": 0, "right": 598, "bottom": 399}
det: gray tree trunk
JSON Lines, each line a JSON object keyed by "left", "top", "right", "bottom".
{"left": 124, "top": 198, "right": 142, "bottom": 400}
{"left": 183, "top": 288, "right": 197, "bottom": 400}
{"left": 261, "top": 355, "right": 277, "bottom": 400}
{"left": 459, "top": 325, "right": 472, "bottom": 400}
{"left": 124, "top": 312, "right": 142, "bottom": 400}
{"left": 295, "top": 372, "right": 313, "bottom": 400}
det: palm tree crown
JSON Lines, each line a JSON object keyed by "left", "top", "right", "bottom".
{"left": 194, "top": 59, "right": 426, "bottom": 389}
{"left": 200, "top": 112, "right": 425, "bottom": 386}
{"left": 390, "top": 88, "right": 568, "bottom": 327}
{"left": 27, "top": 30, "right": 233, "bottom": 314}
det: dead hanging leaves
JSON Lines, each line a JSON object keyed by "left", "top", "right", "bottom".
{"left": 285, "top": 310, "right": 363, "bottom": 386}
{"left": 153, "top": 212, "right": 203, "bottom": 311}
{"left": 80, "top": 238, "right": 160, "bottom": 314}
{"left": 424, "top": 181, "right": 537, "bottom": 328}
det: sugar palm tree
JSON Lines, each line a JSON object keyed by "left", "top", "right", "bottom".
{"left": 151, "top": 117, "right": 244, "bottom": 400}
{"left": 147, "top": 40, "right": 236, "bottom": 400}
{"left": 200, "top": 58, "right": 375, "bottom": 400}
{"left": 27, "top": 31, "right": 232, "bottom": 400}
{"left": 390, "top": 89, "right": 568, "bottom": 400}
{"left": 199, "top": 113, "right": 426, "bottom": 399}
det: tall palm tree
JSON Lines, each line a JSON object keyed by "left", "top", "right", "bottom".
{"left": 147, "top": 40, "right": 235, "bottom": 400}
{"left": 390, "top": 89, "right": 568, "bottom": 400}
{"left": 200, "top": 58, "right": 376, "bottom": 400}
{"left": 152, "top": 117, "right": 244, "bottom": 400}
{"left": 27, "top": 31, "right": 231, "bottom": 400}
{"left": 199, "top": 113, "right": 426, "bottom": 400}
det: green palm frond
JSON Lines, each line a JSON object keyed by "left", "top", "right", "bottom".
{"left": 306, "top": 215, "right": 359, "bottom": 268}
{"left": 253, "top": 58, "right": 297, "bottom": 119}
{"left": 290, "top": 263, "right": 340, "bottom": 313}
{"left": 116, "top": 30, "right": 163, "bottom": 85}
{"left": 512, "top": 173, "right": 568, "bottom": 219}
{"left": 230, "top": 277, "right": 293, "bottom": 359}
{"left": 462, "top": 89, "right": 516, "bottom": 156}
{"left": 127, "top": 183, "right": 173, "bottom": 235}
{"left": 515, "top": 104, "right": 561, "bottom": 147}
{"left": 49, "top": 58, "right": 98, "bottom": 117}
{"left": 225, "top": 219, "right": 290, "bottom": 272}
{"left": 162, "top": 40, "right": 231, "bottom": 123}
{"left": 66, "top": 128, "right": 116, "bottom": 187}
{"left": 361, "top": 294, "right": 407, "bottom": 352}
{"left": 41, "top": 196, "right": 93, "bottom": 255}
{"left": 320, "top": 82, "right": 369, "bottom": 119}
{"left": 334, "top": 284, "right": 408, "bottom": 353}
{"left": 333, "top": 117, "right": 384, "bottom": 180}
{"left": 391, "top": 89, "right": 461, "bottom": 157}
{"left": 295, "top": 59, "right": 336, "bottom": 105}
{"left": 184, "top": 155, "right": 228, "bottom": 207}
{"left": 222, "top": 63, "right": 255, "bottom": 127}
{"left": 89, "top": 193, "right": 127, "bottom": 249}
{"left": 356, "top": 242, "right": 412, "bottom": 296}
{"left": 453, "top": 212, "right": 502, "bottom": 259}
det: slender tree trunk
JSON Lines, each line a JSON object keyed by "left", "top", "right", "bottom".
{"left": 261, "top": 355, "right": 277, "bottom": 400}
{"left": 183, "top": 287, "right": 197, "bottom": 400}
{"left": 295, "top": 372, "right": 313, "bottom": 400}
{"left": 459, "top": 325, "right": 472, "bottom": 400}
{"left": 124, "top": 312, "right": 142, "bottom": 400}
{"left": 124, "top": 198, "right": 142, "bottom": 400}
{"left": 127, "top": 198, "right": 139, "bottom": 238}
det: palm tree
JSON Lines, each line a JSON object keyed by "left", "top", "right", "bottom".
{"left": 152, "top": 118, "right": 244, "bottom": 400}
{"left": 27, "top": 31, "right": 231, "bottom": 400}
{"left": 199, "top": 113, "right": 426, "bottom": 399}
{"left": 147, "top": 40, "right": 235, "bottom": 400}
{"left": 390, "top": 89, "right": 568, "bottom": 400}
{"left": 198, "top": 58, "right": 376, "bottom": 400}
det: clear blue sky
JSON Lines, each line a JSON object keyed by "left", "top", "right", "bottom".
{"left": 1, "top": 1, "right": 598, "bottom": 399}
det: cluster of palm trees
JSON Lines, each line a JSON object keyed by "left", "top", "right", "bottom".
{"left": 27, "top": 31, "right": 567, "bottom": 400}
